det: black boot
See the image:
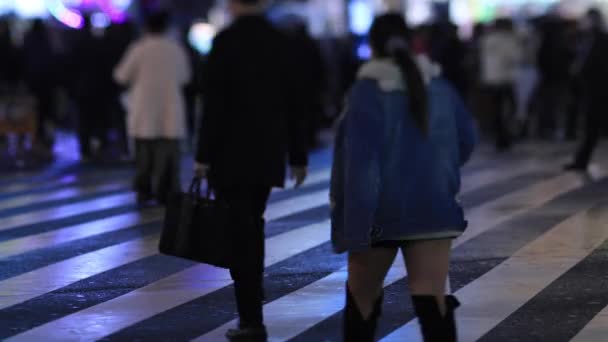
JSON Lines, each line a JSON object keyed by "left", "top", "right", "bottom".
{"left": 412, "top": 295, "right": 461, "bottom": 342}
{"left": 343, "top": 284, "right": 383, "bottom": 342}
{"left": 225, "top": 323, "right": 268, "bottom": 341}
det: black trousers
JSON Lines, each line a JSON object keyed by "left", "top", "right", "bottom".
{"left": 574, "top": 95, "right": 606, "bottom": 167}
{"left": 487, "top": 84, "right": 516, "bottom": 149}
{"left": 133, "top": 139, "right": 181, "bottom": 203}
{"left": 217, "top": 186, "right": 271, "bottom": 327}
{"left": 78, "top": 99, "right": 109, "bottom": 157}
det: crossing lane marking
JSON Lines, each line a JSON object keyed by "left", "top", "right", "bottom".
{"left": 0, "top": 193, "right": 135, "bottom": 232}
{"left": 0, "top": 185, "right": 340, "bottom": 311}
{"left": 381, "top": 202, "right": 608, "bottom": 342}
{"left": 4, "top": 220, "right": 332, "bottom": 342}
{"left": 0, "top": 209, "right": 164, "bottom": 259}
{"left": 572, "top": 307, "right": 608, "bottom": 342}
{"left": 195, "top": 172, "right": 591, "bottom": 341}
{"left": 0, "top": 182, "right": 129, "bottom": 212}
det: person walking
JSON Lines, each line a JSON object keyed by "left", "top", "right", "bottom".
{"left": 22, "top": 19, "right": 56, "bottom": 151}
{"left": 565, "top": 9, "right": 608, "bottom": 171}
{"left": 480, "top": 18, "right": 522, "bottom": 151}
{"left": 194, "top": 0, "right": 309, "bottom": 340}
{"left": 73, "top": 16, "right": 110, "bottom": 161}
{"left": 330, "top": 14, "right": 476, "bottom": 342}
{"left": 114, "top": 11, "right": 191, "bottom": 205}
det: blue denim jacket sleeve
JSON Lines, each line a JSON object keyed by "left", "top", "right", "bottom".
{"left": 331, "top": 80, "right": 384, "bottom": 251}
{"left": 451, "top": 86, "right": 477, "bottom": 165}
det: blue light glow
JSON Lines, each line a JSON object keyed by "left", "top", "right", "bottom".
{"left": 349, "top": 0, "right": 374, "bottom": 35}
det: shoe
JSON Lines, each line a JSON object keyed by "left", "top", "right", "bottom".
{"left": 564, "top": 163, "right": 588, "bottom": 172}
{"left": 136, "top": 192, "right": 154, "bottom": 208}
{"left": 225, "top": 325, "right": 268, "bottom": 341}
{"left": 412, "top": 295, "right": 461, "bottom": 342}
{"left": 343, "top": 283, "right": 383, "bottom": 342}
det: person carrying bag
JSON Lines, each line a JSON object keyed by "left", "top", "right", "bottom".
{"left": 159, "top": 177, "right": 232, "bottom": 269}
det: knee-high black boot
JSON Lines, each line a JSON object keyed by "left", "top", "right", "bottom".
{"left": 343, "top": 284, "right": 383, "bottom": 342}
{"left": 412, "top": 295, "right": 461, "bottom": 342}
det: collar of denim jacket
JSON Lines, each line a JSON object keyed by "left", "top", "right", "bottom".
{"left": 358, "top": 55, "right": 441, "bottom": 91}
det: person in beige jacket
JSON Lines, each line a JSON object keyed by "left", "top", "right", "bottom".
{"left": 114, "top": 11, "right": 191, "bottom": 206}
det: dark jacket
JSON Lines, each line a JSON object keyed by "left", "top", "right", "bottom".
{"left": 196, "top": 15, "right": 308, "bottom": 188}
{"left": 330, "top": 60, "right": 476, "bottom": 253}
{"left": 581, "top": 31, "right": 608, "bottom": 96}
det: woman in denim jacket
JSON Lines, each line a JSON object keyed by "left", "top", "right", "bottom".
{"left": 330, "top": 14, "right": 476, "bottom": 342}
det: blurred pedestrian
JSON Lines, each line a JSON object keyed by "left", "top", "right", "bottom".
{"left": 282, "top": 21, "right": 327, "bottom": 148}
{"left": 480, "top": 18, "right": 522, "bottom": 151}
{"left": 565, "top": 9, "right": 608, "bottom": 171}
{"left": 72, "top": 17, "right": 110, "bottom": 161}
{"left": 23, "top": 19, "right": 56, "bottom": 151}
{"left": 536, "top": 17, "right": 574, "bottom": 139}
{"left": 114, "top": 11, "right": 191, "bottom": 205}
{"left": 194, "top": 0, "right": 309, "bottom": 340}
{"left": 331, "top": 14, "right": 476, "bottom": 342}
{"left": 0, "top": 19, "right": 20, "bottom": 89}
{"left": 104, "top": 22, "right": 138, "bottom": 159}
{"left": 431, "top": 22, "right": 468, "bottom": 97}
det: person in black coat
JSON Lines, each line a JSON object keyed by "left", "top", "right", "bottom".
{"left": 565, "top": 9, "right": 608, "bottom": 171}
{"left": 194, "top": 0, "right": 308, "bottom": 340}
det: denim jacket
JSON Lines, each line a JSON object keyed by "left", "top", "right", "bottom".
{"left": 330, "top": 59, "right": 477, "bottom": 254}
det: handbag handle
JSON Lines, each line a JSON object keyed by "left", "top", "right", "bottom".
{"left": 190, "top": 177, "right": 213, "bottom": 199}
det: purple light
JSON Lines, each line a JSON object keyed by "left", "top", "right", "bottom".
{"left": 47, "top": 0, "right": 132, "bottom": 28}
{"left": 95, "top": 0, "right": 131, "bottom": 22}
{"left": 47, "top": 0, "right": 85, "bottom": 29}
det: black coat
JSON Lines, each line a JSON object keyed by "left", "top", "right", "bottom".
{"left": 196, "top": 15, "right": 308, "bottom": 188}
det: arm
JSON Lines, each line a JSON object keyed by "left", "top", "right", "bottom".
{"left": 177, "top": 45, "right": 193, "bottom": 86}
{"left": 196, "top": 37, "right": 226, "bottom": 165}
{"left": 282, "top": 44, "right": 309, "bottom": 169}
{"left": 452, "top": 88, "right": 477, "bottom": 165}
{"left": 113, "top": 44, "right": 138, "bottom": 86}
{"left": 340, "top": 81, "right": 384, "bottom": 248}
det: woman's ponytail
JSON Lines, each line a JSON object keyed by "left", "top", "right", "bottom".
{"left": 389, "top": 43, "right": 428, "bottom": 134}
{"left": 370, "top": 14, "right": 429, "bottom": 135}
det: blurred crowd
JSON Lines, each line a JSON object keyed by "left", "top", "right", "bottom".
{"left": 1, "top": 8, "right": 608, "bottom": 165}
{"left": 404, "top": 9, "right": 608, "bottom": 158}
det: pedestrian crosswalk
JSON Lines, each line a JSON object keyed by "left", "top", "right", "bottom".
{"left": 1, "top": 143, "right": 608, "bottom": 341}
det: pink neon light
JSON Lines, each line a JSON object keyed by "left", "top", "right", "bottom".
{"left": 95, "top": 0, "right": 129, "bottom": 22}
{"left": 47, "top": 0, "right": 85, "bottom": 29}
{"left": 47, "top": 0, "right": 132, "bottom": 28}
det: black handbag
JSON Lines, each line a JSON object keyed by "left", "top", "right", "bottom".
{"left": 159, "top": 178, "right": 232, "bottom": 268}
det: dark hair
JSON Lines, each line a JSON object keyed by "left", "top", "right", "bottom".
{"left": 369, "top": 14, "right": 428, "bottom": 134}
{"left": 587, "top": 8, "right": 605, "bottom": 30}
{"left": 146, "top": 11, "right": 170, "bottom": 34}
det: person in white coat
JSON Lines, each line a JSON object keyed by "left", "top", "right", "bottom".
{"left": 114, "top": 11, "right": 191, "bottom": 205}
{"left": 480, "top": 18, "right": 522, "bottom": 151}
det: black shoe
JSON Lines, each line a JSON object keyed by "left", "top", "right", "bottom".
{"left": 412, "top": 295, "right": 461, "bottom": 342}
{"left": 564, "top": 163, "right": 588, "bottom": 172}
{"left": 136, "top": 192, "right": 154, "bottom": 208}
{"left": 225, "top": 325, "right": 268, "bottom": 341}
{"left": 343, "top": 283, "right": 383, "bottom": 342}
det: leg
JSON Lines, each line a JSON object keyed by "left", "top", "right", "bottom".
{"left": 133, "top": 139, "right": 154, "bottom": 204}
{"left": 220, "top": 187, "right": 271, "bottom": 341}
{"left": 155, "top": 139, "right": 181, "bottom": 204}
{"left": 77, "top": 101, "right": 93, "bottom": 159}
{"left": 403, "top": 239, "right": 459, "bottom": 342}
{"left": 496, "top": 85, "right": 514, "bottom": 150}
{"left": 574, "top": 96, "right": 602, "bottom": 168}
{"left": 348, "top": 247, "right": 398, "bottom": 318}
{"left": 343, "top": 247, "right": 398, "bottom": 342}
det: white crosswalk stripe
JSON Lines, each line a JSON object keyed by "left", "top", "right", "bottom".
{"left": 1, "top": 144, "right": 607, "bottom": 342}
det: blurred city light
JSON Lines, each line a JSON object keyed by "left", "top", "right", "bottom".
{"left": 188, "top": 22, "right": 217, "bottom": 55}
{"left": 47, "top": 0, "right": 84, "bottom": 28}
{"left": 349, "top": 0, "right": 374, "bottom": 35}
{"left": 0, "top": 0, "right": 132, "bottom": 28}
